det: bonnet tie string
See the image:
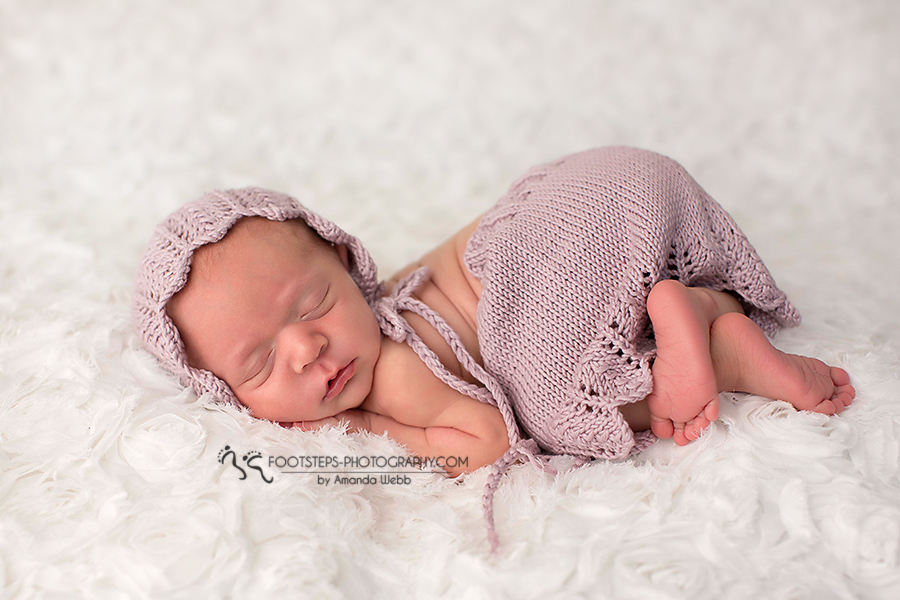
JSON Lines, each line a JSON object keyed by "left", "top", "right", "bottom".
{"left": 372, "top": 267, "right": 556, "bottom": 554}
{"left": 373, "top": 267, "right": 493, "bottom": 404}
{"left": 482, "top": 439, "right": 557, "bottom": 554}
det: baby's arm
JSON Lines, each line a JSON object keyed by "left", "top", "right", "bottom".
{"left": 295, "top": 339, "right": 511, "bottom": 477}
{"left": 310, "top": 404, "right": 508, "bottom": 478}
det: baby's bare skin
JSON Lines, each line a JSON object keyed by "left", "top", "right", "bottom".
{"left": 644, "top": 280, "right": 856, "bottom": 445}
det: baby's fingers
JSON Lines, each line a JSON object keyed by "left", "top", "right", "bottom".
{"left": 292, "top": 417, "right": 340, "bottom": 431}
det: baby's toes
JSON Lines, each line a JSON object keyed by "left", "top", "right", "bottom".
{"left": 650, "top": 415, "right": 676, "bottom": 440}
{"left": 830, "top": 367, "right": 851, "bottom": 387}
{"left": 684, "top": 415, "right": 710, "bottom": 441}
{"left": 672, "top": 423, "right": 691, "bottom": 446}
{"left": 702, "top": 397, "right": 720, "bottom": 423}
{"left": 809, "top": 397, "right": 840, "bottom": 416}
{"left": 833, "top": 384, "right": 855, "bottom": 411}
{"left": 825, "top": 368, "right": 855, "bottom": 413}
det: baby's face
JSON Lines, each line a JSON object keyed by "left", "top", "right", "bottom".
{"left": 167, "top": 217, "right": 382, "bottom": 423}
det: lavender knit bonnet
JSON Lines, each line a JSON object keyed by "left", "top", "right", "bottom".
{"left": 132, "top": 187, "right": 381, "bottom": 407}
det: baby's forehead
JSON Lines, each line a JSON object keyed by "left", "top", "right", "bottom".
{"left": 189, "top": 216, "right": 327, "bottom": 280}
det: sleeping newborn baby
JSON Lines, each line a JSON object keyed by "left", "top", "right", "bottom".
{"left": 134, "top": 147, "right": 854, "bottom": 548}
{"left": 163, "top": 212, "right": 512, "bottom": 473}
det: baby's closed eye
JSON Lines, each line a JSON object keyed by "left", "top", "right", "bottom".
{"left": 298, "top": 285, "right": 331, "bottom": 320}
{"left": 249, "top": 348, "right": 276, "bottom": 384}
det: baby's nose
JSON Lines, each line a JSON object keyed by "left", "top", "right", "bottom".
{"left": 281, "top": 324, "right": 327, "bottom": 374}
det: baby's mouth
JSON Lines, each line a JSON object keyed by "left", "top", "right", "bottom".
{"left": 324, "top": 360, "right": 355, "bottom": 400}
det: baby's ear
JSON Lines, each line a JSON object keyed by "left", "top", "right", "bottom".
{"left": 335, "top": 244, "right": 351, "bottom": 271}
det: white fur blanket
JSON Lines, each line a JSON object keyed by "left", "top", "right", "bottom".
{"left": 1, "top": 2, "right": 898, "bottom": 598}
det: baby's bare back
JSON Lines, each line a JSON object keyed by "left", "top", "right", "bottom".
{"left": 379, "top": 215, "right": 485, "bottom": 387}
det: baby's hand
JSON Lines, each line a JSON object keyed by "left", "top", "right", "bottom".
{"left": 288, "top": 416, "right": 342, "bottom": 432}
{"left": 283, "top": 409, "right": 372, "bottom": 433}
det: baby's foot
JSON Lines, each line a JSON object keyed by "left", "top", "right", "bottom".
{"left": 709, "top": 312, "right": 855, "bottom": 415}
{"left": 645, "top": 280, "right": 722, "bottom": 446}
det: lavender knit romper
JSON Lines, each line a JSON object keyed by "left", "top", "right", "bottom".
{"left": 379, "top": 147, "right": 800, "bottom": 551}
{"left": 461, "top": 147, "right": 801, "bottom": 459}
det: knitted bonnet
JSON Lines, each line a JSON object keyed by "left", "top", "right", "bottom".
{"left": 132, "top": 187, "right": 381, "bottom": 407}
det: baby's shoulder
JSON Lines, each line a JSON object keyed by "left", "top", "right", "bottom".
{"left": 363, "top": 336, "right": 475, "bottom": 429}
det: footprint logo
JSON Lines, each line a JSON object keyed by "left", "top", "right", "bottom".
{"left": 243, "top": 451, "right": 274, "bottom": 484}
{"left": 218, "top": 445, "right": 247, "bottom": 480}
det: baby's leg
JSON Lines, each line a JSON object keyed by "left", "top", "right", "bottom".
{"left": 645, "top": 280, "right": 744, "bottom": 445}
{"left": 709, "top": 312, "right": 855, "bottom": 416}
{"left": 642, "top": 281, "right": 856, "bottom": 447}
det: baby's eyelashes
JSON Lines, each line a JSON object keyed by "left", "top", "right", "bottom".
{"left": 300, "top": 286, "right": 331, "bottom": 320}
{"left": 250, "top": 349, "right": 276, "bottom": 384}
